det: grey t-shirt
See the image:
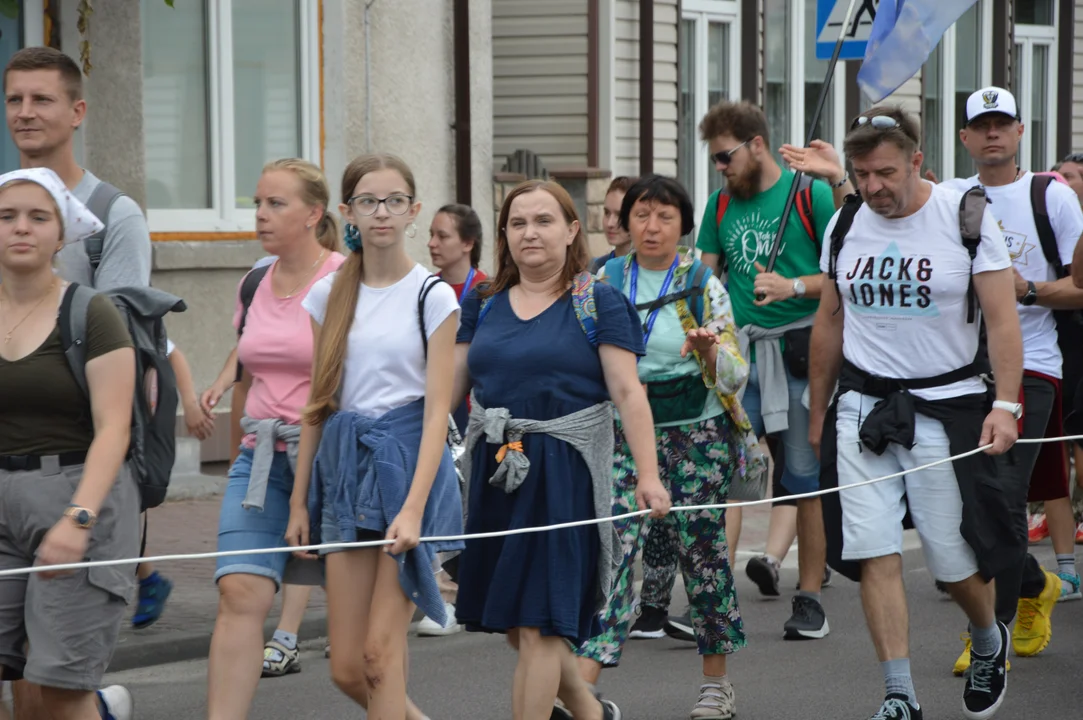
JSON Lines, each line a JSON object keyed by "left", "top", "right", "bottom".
{"left": 55, "top": 169, "right": 152, "bottom": 290}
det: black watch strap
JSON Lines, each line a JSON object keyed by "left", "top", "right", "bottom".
{"left": 1022, "top": 280, "right": 1038, "bottom": 306}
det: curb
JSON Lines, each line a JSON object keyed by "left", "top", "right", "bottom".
{"left": 107, "top": 614, "right": 328, "bottom": 673}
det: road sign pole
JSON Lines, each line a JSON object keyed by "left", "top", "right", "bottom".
{"left": 758, "top": 0, "right": 862, "bottom": 287}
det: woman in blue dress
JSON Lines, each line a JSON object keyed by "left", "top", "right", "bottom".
{"left": 453, "top": 179, "right": 670, "bottom": 720}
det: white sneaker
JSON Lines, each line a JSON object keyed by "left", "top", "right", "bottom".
{"left": 98, "top": 685, "right": 134, "bottom": 720}
{"left": 417, "top": 601, "right": 461, "bottom": 637}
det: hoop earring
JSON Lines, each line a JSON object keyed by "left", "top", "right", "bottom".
{"left": 406, "top": 222, "right": 418, "bottom": 239}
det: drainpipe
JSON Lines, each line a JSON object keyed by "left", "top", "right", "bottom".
{"left": 364, "top": 0, "right": 378, "bottom": 152}
{"left": 638, "top": 0, "right": 654, "bottom": 176}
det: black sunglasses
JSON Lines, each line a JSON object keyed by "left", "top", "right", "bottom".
{"left": 1062, "top": 153, "right": 1083, "bottom": 164}
{"left": 711, "top": 139, "right": 751, "bottom": 166}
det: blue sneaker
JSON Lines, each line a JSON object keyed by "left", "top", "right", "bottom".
{"left": 132, "top": 572, "right": 173, "bottom": 629}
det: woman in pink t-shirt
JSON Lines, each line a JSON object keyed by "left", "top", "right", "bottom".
{"left": 200, "top": 159, "right": 344, "bottom": 720}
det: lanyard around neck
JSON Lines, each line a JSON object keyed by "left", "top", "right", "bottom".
{"left": 629, "top": 256, "right": 679, "bottom": 349}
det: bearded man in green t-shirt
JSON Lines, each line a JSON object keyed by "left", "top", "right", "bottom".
{"left": 696, "top": 100, "right": 849, "bottom": 642}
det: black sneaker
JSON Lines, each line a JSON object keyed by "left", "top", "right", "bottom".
{"left": 869, "top": 694, "right": 922, "bottom": 719}
{"left": 963, "top": 622, "right": 1008, "bottom": 719}
{"left": 663, "top": 611, "right": 696, "bottom": 642}
{"left": 629, "top": 604, "right": 667, "bottom": 639}
{"left": 746, "top": 555, "right": 781, "bottom": 597}
{"left": 783, "top": 595, "right": 829, "bottom": 640}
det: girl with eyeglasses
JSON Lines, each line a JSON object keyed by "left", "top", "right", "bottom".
{"left": 286, "top": 154, "right": 463, "bottom": 720}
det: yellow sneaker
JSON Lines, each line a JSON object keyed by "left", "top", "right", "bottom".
{"left": 953, "top": 633, "right": 1013, "bottom": 676}
{"left": 1012, "top": 569, "right": 1059, "bottom": 657}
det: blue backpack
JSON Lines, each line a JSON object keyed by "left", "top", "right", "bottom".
{"left": 601, "top": 255, "right": 712, "bottom": 326}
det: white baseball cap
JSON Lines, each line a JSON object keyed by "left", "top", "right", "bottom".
{"left": 965, "top": 87, "right": 1020, "bottom": 126}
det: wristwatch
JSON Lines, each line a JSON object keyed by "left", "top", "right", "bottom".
{"left": 1020, "top": 281, "right": 1038, "bottom": 306}
{"left": 992, "top": 400, "right": 1024, "bottom": 420}
{"left": 64, "top": 505, "right": 97, "bottom": 530}
{"left": 792, "top": 278, "right": 807, "bottom": 298}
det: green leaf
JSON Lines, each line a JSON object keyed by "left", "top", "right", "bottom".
{"left": 0, "top": 0, "right": 20, "bottom": 20}
{"left": 164, "top": 0, "right": 174, "bottom": 6}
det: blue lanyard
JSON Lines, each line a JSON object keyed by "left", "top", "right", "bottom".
{"left": 629, "top": 256, "right": 678, "bottom": 349}
{"left": 456, "top": 266, "right": 476, "bottom": 304}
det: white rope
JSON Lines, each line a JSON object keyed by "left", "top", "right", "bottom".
{"left": 2, "top": 434, "right": 1078, "bottom": 578}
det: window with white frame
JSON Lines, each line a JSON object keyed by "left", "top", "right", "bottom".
{"left": 765, "top": 0, "right": 845, "bottom": 159}
{"left": 141, "top": 0, "right": 320, "bottom": 232}
{"left": 1013, "top": 0, "right": 1058, "bottom": 172}
{"left": 920, "top": 2, "right": 1025, "bottom": 181}
{"left": 678, "top": 0, "right": 740, "bottom": 226}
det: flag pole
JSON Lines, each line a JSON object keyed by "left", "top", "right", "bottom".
{"left": 758, "top": 0, "right": 862, "bottom": 290}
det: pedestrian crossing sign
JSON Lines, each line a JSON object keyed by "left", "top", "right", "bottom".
{"left": 816, "top": 0, "right": 879, "bottom": 60}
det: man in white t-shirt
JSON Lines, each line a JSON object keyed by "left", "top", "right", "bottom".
{"left": 808, "top": 106, "right": 1023, "bottom": 720}
{"left": 941, "top": 87, "right": 1083, "bottom": 675}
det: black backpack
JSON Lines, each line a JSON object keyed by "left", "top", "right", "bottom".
{"left": 234, "top": 265, "right": 444, "bottom": 376}
{"left": 60, "top": 283, "right": 187, "bottom": 510}
{"left": 1029, "top": 175, "right": 1083, "bottom": 386}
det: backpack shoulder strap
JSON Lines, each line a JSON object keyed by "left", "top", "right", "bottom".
{"left": 794, "top": 175, "right": 818, "bottom": 249}
{"left": 236, "top": 264, "right": 272, "bottom": 337}
{"left": 418, "top": 274, "right": 446, "bottom": 358}
{"left": 1030, "top": 174, "right": 1063, "bottom": 277}
{"left": 959, "top": 186, "right": 989, "bottom": 324}
{"left": 570, "top": 272, "right": 599, "bottom": 346}
{"left": 58, "top": 283, "right": 97, "bottom": 398}
{"left": 602, "top": 256, "right": 627, "bottom": 289}
{"left": 688, "top": 260, "right": 711, "bottom": 327}
{"left": 714, "top": 190, "right": 731, "bottom": 227}
{"left": 714, "top": 190, "right": 731, "bottom": 273}
{"left": 83, "top": 181, "right": 126, "bottom": 275}
{"left": 827, "top": 194, "right": 864, "bottom": 314}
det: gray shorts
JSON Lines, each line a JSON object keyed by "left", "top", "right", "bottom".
{"left": 0, "top": 460, "right": 139, "bottom": 691}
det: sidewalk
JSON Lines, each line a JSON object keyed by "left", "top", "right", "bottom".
{"left": 109, "top": 480, "right": 776, "bottom": 673}
{"left": 108, "top": 497, "right": 328, "bottom": 673}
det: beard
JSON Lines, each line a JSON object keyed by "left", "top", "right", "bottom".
{"left": 727, "top": 158, "right": 763, "bottom": 200}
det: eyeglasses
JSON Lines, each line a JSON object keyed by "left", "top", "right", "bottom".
{"left": 711, "top": 140, "right": 750, "bottom": 167}
{"left": 346, "top": 193, "right": 414, "bottom": 216}
{"left": 850, "top": 115, "right": 902, "bottom": 131}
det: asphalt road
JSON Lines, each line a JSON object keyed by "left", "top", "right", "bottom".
{"left": 98, "top": 542, "right": 1083, "bottom": 720}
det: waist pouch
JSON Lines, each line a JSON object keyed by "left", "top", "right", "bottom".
{"left": 782, "top": 326, "right": 812, "bottom": 379}
{"left": 646, "top": 373, "right": 710, "bottom": 425}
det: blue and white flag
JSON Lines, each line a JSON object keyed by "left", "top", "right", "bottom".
{"left": 857, "top": 0, "right": 979, "bottom": 103}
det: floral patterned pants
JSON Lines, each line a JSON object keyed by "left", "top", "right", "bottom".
{"left": 576, "top": 416, "right": 746, "bottom": 666}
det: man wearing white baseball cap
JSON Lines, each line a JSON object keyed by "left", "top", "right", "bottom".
{"left": 941, "top": 86, "right": 1083, "bottom": 676}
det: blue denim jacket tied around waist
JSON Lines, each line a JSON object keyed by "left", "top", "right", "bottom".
{"left": 309, "top": 399, "right": 465, "bottom": 625}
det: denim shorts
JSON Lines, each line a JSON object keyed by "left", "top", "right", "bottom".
{"left": 215, "top": 448, "right": 294, "bottom": 588}
{"left": 742, "top": 362, "right": 820, "bottom": 495}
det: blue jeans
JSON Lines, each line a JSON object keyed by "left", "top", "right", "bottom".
{"left": 215, "top": 448, "right": 294, "bottom": 587}
{"left": 742, "top": 362, "right": 820, "bottom": 495}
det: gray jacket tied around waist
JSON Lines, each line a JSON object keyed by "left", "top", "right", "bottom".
{"left": 462, "top": 394, "right": 621, "bottom": 610}
{"left": 239, "top": 416, "right": 301, "bottom": 511}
